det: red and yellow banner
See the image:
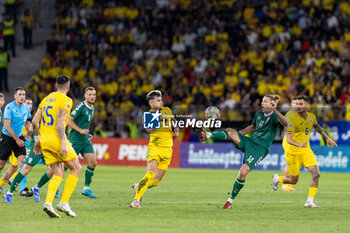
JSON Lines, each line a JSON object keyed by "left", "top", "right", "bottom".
{"left": 79, "top": 138, "right": 180, "bottom": 167}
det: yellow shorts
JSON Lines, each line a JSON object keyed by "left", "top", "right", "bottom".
{"left": 286, "top": 148, "right": 318, "bottom": 176}
{"left": 41, "top": 140, "right": 78, "bottom": 166}
{"left": 147, "top": 145, "right": 173, "bottom": 170}
{"left": 9, "top": 153, "right": 18, "bottom": 166}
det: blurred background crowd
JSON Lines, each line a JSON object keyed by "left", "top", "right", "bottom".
{"left": 20, "top": 0, "right": 350, "bottom": 137}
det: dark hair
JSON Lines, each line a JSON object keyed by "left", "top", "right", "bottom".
{"left": 291, "top": 96, "right": 298, "bottom": 101}
{"left": 56, "top": 75, "right": 70, "bottom": 86}
{"left": 85, "top": 86, "right": 95, "bottom": 93}
{"left": 146, "top": 90, "right": 162, "bottom": 101}
{"left": 25, "top": 97, "right": 32, "bottom": 101}
{"left": 0, "top": 93, "right": 4, "bottom": 99}
{"left": 14, "top": 87, "right": 25, "bottom": 94}
{"left": 298, "top": 95, "right": 309, "bottom": 102}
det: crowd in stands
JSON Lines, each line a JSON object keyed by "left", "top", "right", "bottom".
{"left": 25, "top": 0, "right": 350, "bottom": 132}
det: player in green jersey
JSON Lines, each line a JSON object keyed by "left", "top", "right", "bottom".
{"left": 68, "top": 87, "right": 97, "bottom": 198}
{"left": 198, "top": 94, "right": 288, "bottom": 209}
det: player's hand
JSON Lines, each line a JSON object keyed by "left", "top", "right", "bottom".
{"left": 60, "top": 143, "right": 68, "bottom": 157}
{"left": 299, "top": 142, "right": 308, "bottom": 148}
{"left": 33, "top": 141, "right": 41, "bottom": 155}
{"left": 16, "top": 138, "right": 25, "bottom": 147}
{"left": 326, "top": 138, "right": 337, "bottom": 147}
{"left": 24, "top": 134, "right": 31, "bottom": 141}
{"left": 80, "top": 129, "right": 89, "bottom": 135}
{"left": 89, "top": 134, "right": 93, "bottom": 140}
{"left": 174, "top": 127, "right": 179, "bottom": 137}
{"left": 271, "top": 101, "right": 277, "bottom": 111}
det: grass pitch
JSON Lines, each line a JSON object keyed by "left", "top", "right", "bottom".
{"left": 1, "top": 165, "right": 349, "bottom": 233}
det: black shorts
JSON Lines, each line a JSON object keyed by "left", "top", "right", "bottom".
{"left": 0, "top": 134, "right": 26, "bottom": 161}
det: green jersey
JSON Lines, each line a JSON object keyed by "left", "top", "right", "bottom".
{"left": 68, "top": 101, "right": 94, "bottom": 141}
{"left": 251, "top": 110, "right": 280, "bottom": 149}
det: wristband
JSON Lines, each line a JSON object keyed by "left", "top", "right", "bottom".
{"left": 34, "top": 135, "right": 40, "bottom": 142}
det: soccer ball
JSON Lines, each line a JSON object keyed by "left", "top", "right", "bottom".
{"left": 204, "top": 106, "right": 220, "bottom": 120}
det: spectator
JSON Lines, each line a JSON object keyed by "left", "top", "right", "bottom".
{"left": 20, "top": 9, "right": 34, "bottom": 49}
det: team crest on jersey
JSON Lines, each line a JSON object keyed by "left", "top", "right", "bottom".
{"left": 66, "top": 103, "right": 71, "bottom": 109}
{"left": 309, "top": 118, "right": 312, "bottom": 124}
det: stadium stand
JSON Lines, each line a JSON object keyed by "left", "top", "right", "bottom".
{"left": 24, "top": 0, "right": 350, "bottom": 133}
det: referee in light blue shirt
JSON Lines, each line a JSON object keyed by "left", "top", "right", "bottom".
{"left": 0, "top": 87, "right": 32, "bottom": 176}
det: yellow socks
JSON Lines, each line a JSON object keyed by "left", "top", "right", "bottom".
{"left": 307, "top": 187, "right": 318, "bottom": 203}
{"left": 45, "top": 175, "right": 63, "bottom": 204}
{"left": 134, "top": 171, "right": 155, "bottom": 201}
{"left": 148, "top": 178, "right": 160, "bottom": 189}
{"left": 61, "top": 174, "right": 79, "bottom": 203}
{"left": 0, "top": 179, "right": 7, "bottom": 188}
{"left": 278, "top": 176, "right": 284, "bottom": 184}
{"left": 11, "top": 171, "right": 19, "bottom": 181}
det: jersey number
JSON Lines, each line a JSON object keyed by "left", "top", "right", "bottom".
{"left": 42, "top": 106, "right": 54, "bottom": 126}
{"left": 305, "top": 127, "right": 309, "bottom": 135}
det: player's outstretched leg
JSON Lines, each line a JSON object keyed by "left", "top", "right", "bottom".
{"left": 81, "top": 153, "right": 97, "bottom": 198}
{"left": 3, "top": 165, "right": 33, "bottom": 203}
{"left": 223, "top": 164, "right": 249, "bottom": 209}
{"left": 281, "top": 166, "right": 296, "bottom": 191}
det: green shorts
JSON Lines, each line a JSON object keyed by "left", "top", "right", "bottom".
{"left": 24, "top": 147, "right": 44, "bottom": 167}
{"left": 235, "top": 132, "right": 268, "bottom": 170}
{"left": 71, "top": 139, "right": 95, "bottom": 156}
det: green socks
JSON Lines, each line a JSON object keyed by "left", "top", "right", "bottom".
{"left": 9, "top": 172, "right": 25, "bottom": 193}
{"left": 209, "top": 130, "right": 229, "bottom": 140}
{"left": 37, "top": 172, "right": 51, "bottom": 188}
{"left": 84, "top": 166, "right": 95, "bottom": 187}
{"left": 230, "top": 178, "right": 245, "bottom": 200}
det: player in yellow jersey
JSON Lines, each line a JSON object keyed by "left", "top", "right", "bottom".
{"left": 280, "top": 97, "right": 298, "bottom": 192}
{"left": 32, "top": 75, "right": 81, "bottom": 218}
{"left": 272, "top": 96, "right": 337, "bottom": 207}
{"left": 130, "top": 90, "right": 179, "bottom": 208}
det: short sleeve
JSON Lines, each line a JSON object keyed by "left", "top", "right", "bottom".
{"left": 286, "top": 118, "right": 295, "bottom": 133}
{"left": 3, "top": 105, "right": 12, "bottom": 120}
{"left": 70, "top": 104, "right": 81, "bottom": 118}
{"left": 252, "top": 112, "right": 258, "bottom": 126}
{"left": 60, "top": 98, "right": 73, "bottom": 113}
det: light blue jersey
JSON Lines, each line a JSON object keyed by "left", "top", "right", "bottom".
{"left": 2, "top": 101, "right": 31, "bottom": 137}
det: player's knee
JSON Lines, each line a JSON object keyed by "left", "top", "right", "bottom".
{"left": 89, "top": 159, "right": 97, "bottom": 168}
{"left": 313, "top": 171, "right": 320, "bottom": 180}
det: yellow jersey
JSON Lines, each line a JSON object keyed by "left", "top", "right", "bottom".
{"left": 149, "top": 107, "right": 174, "bottom": 147}
{"left": 282, "top": 110, "right": 297, "bottom": 151}
{"left": 39, "top": 92, "right": 73, "bottom": 143}
{"left": 286, "top": 112, "right": 317, "bottom": 153}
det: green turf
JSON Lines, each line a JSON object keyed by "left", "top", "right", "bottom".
{"left": 1, "top": 165, "right": 349, "bottom": 233}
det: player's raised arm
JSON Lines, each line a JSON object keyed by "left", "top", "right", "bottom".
{"left": 272, "top": 102, "right": 288, "bottom": 127}
{"left": 239, "top": 125, "right": 255, "bottom": 135}
{"left": 57, "top": 108, "right": 68, "bottom": 156}
{"left": 313, "top": 123, "right": 337, "bottom": 147}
